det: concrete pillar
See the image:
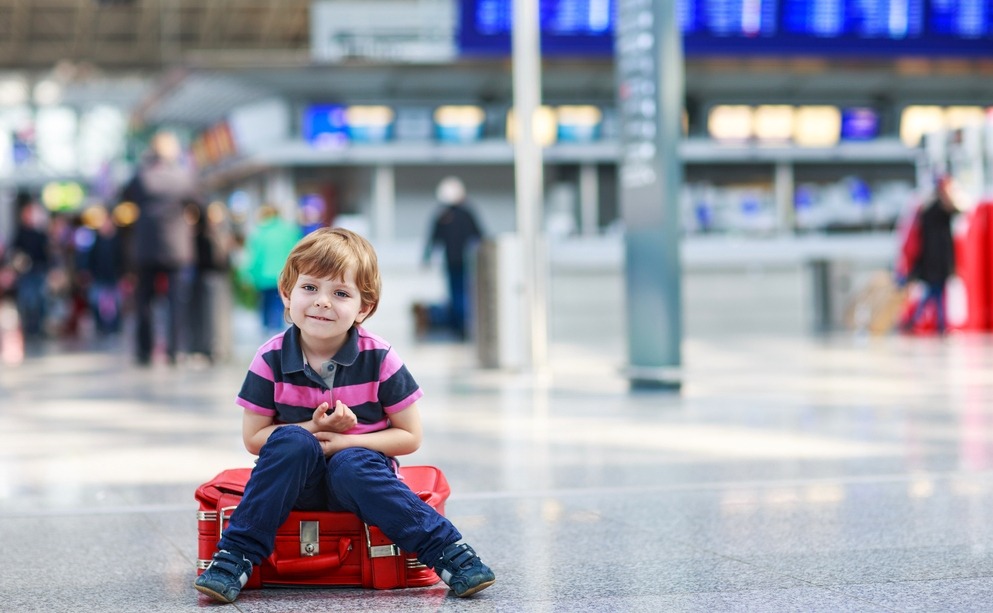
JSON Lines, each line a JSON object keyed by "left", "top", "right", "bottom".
{"left": 616, "top": 0, "right": 684, "bottom": 389}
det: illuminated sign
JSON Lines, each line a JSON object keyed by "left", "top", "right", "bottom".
{"left": 458, "top": 0, "right": 993, "bottom": 57}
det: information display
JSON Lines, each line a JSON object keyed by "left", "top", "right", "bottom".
{"left": 458, "top": 0, "right": 993, "bottom": 56}
{"left": 302, "top": 104, "right": 348, "bottom": 148}
{"left": 460, "top": 0, "right": 616, "bottom": 55}
{"left": 680, "top": 0, "right": 777, "bottom": 37}
{"left": 781, "top": 0, "right": 925, "bottom": 38}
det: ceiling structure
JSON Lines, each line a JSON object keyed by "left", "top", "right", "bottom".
{"left": 0, "top": 0, "right": 991, "bottom": 130}
{"left": 0, "top": 0, "right": 311, "bottom": 71}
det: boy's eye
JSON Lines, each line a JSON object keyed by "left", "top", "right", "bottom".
{"left": 302, "top": 284, "right": 317, "bottom": 292}
{"left": 334, "top": 290, "right": 350, "bottom": 298}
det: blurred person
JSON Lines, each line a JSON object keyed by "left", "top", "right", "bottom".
{"left": 10, "top": 197, "right": 51, "bottom": 339}
{"left": 188, "top": 202, "right": 235, "bottom": 363}
{"left": 239, "top": 204, "right": 301, "bottom": 336}
{"left": 0, "top": 234, "right": 24, "bottom": 364}
{"left": 120, "top": 130, "right": 202, "bottom": 365}
{"left": 901, "top": 175, "right": 962, "bottom": 334}
{"left": 48, "top": 213, "right": 89, "bottom": 339}
{"left": 194, "top": 228, "right": 495, "bottom": 604}
{"left": 421, "top": 177, "right": 484, "bottom": 340}
{"left": 0, "top": 236, "right": 11, "bottom": 295}
{"left": 77, "top": 208, "right": 125, "bottom": 336}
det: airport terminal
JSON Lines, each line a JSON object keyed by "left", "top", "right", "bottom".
{"left": 2, "top": 1, "right": 993, "bottom": 611}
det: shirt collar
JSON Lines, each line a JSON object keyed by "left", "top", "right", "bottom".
{"left": 281, "top": 325, "right": 361, "bottom": 373}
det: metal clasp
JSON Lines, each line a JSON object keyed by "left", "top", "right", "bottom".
{"left": 364, "top": 524, "right": 400, "bottom": 558}
{"left": 300, "top": 520, "right": 320, "bottom": 556}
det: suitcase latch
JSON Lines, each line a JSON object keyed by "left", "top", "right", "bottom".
{"left": 364, "top": 524, "right": 400, "bottom": 558}
{"left": 300, "top": 520, "right": 319, "bottom": 556}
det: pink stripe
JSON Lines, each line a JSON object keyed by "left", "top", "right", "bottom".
{"left": 249, "top": 353, "right": 274, "bottom": 381}
{"left": 347, "top": 418, "right": 389, "bottom": 434}
{"left": 236, "top": 398, "right": 276, "bottom": 416}
{"left": 379, "top": 348, "right": 404, "bottom": 380}
{"left": 384, "top": 388, "right": 423, "bottom": 414}
{"left": 356, "top": 328, "right": 390, "bottom": 351}
{"left": 274, "top": 381, "right": 330, "bottom": 408}
{"left": 334, "top": 381, "right": 378, "bottom": 407}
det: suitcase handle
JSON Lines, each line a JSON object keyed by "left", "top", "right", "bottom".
{"left": 416, "top": 490, "right": 445, "bottom": 507}
{"left": 270, "top": 537, "right": 353, "bottom": 576}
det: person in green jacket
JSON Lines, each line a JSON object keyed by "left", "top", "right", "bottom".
{"left": 240, "top": 205, "right": 302, "bottom": 336}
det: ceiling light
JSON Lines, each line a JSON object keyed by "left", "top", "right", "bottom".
{"left": 0, "top": 78, "right": 28, "bottom": 106}
{"left": 33, "top": 79, "right": 62, "bottom": 106}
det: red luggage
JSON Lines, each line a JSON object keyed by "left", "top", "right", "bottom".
{"left": 195, "top": 465, "right": 450, "bottom": 589}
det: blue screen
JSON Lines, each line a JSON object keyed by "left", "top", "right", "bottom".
{"left": 840, "top": 107, "right": 880, "bottom": 141}
{"left": 302, "top": 104, "right": 348, "bottom": 147}
{"left": 457, "top": 0, "right": 993, "bottom": 57}
{"left": 459, "top": 0, "right": 615, "bottom": 55}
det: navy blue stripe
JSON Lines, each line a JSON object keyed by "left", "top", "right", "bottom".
{"left": 379, "top": 364, "right": 418, "bottom": 409}
{"left": 239, "top": 370, "right": 276, "bottom": 412}
{"left": 334, "top": 348, "right": 389, "bottom": 386}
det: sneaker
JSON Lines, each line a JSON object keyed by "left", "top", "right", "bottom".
{"left": 194, "top": 549, "right": 253, "bottom": 603}
{"left": 435, "top": 542, "right": 495, "bottom": 597}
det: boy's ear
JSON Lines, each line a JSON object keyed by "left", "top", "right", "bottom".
{"left": 280, "top": 289, "right": 291, "bottom": 308}
{"left": 355, "top": 301, "right": 375, "bottom": 324}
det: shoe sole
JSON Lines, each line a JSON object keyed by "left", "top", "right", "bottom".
{"left": 193, "top": 580, "right": 236, "bottom": 603}
{"left": 455, "top": 578, "right": 495, "bottom": 597}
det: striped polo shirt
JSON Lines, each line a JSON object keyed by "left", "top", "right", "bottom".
{"left": 236, "top": 325, "right": 423, "bottom": 434}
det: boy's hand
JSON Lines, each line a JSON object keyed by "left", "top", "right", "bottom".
{"left": 314, "top": 431, "right": 344, "bottom": 457}
{"left": 312, "top": 400, "right": 357, "bottom": 433}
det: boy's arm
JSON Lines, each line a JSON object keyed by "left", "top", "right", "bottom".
{"left": 315, "top": 402, "right": 423, "bottom": 458}
{"left": 242, "top": 411, "right": 278, "bottom": 455}
{"left": 241, "top": 402, "right": 358, "bottom": 455}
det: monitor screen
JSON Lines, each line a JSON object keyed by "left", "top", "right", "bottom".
{"left": 840, "top": 107, "right": 880, "bottom": 141}
{"left": 457, "top": 0, "right": 993, "bottom": 57}
{"left": 459, "top": 0, "right": 615, "bottom": 56}
{"left": 302, "top": 104, "right": 349, "bottom": 148}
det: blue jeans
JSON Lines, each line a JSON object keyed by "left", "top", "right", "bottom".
{"left": 218, "top": 426, "right": 461, "bottom": 568}
{"left": 16, "top": 271, "right": 47, "bottom": 337}
{"left": 446, "top": 264, "right": 468, "bottom": 338}
{"left": 910, "top": 281, "right": 947, "bottom": 332}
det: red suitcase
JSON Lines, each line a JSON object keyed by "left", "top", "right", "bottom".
{"left": 195, "top": 465, "right": 450, "bottom": 589}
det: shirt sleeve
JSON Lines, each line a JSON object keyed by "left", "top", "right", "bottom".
{"left": 235, "top": 347, "right": 278, "bottom": 417}
{"left": 378, "top": 346, "right": 423, "bottom": 414}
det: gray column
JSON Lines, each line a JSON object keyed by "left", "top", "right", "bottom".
{"left": 615, "top": 0, "right": 684, "bottom": 389}
{"left": 512, "top": 0, "right": 548, "bottom": 372}
{"left": 579, "top": 163, "right": 599, "bottom": 235}
{"left": 371, "top": 164, "right": 395, "bottom": 241}
{"left": 774, "top": 160, "right": 794, "bottom": 233}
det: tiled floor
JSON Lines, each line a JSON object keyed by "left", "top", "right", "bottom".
{"left": 3, "top": 265, "right": 993, "bottom": 611}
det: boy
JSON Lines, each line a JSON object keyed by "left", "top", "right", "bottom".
{"left": 195, "top": 227, "right": 495, "bottom": 603}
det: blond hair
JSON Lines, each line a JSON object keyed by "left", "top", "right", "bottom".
{"left": 278, "top": 227, "right": 381, "bottom": 321}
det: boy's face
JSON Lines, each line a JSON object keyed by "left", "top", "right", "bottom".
{"left": 282, "top": 267, "right": 372, "bottom": 348}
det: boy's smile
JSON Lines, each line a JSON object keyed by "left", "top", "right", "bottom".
{"left": 283, "top": 270, "right": 372, "bottom": 355}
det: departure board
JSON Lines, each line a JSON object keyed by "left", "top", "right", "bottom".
{"left": 929, "top": 0, "right": 991, "bottom": 37}
{"left": 679, "top": 0, "right": 777, "bottom": 37}
{"left": 781, "top": 0, "right": 924, "bottom": 38}
{"left": 460, "top": 0, "right": 615, "bottom": 55}
{"left": 457, "top": 0, "right": 993, "bottom": 56}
